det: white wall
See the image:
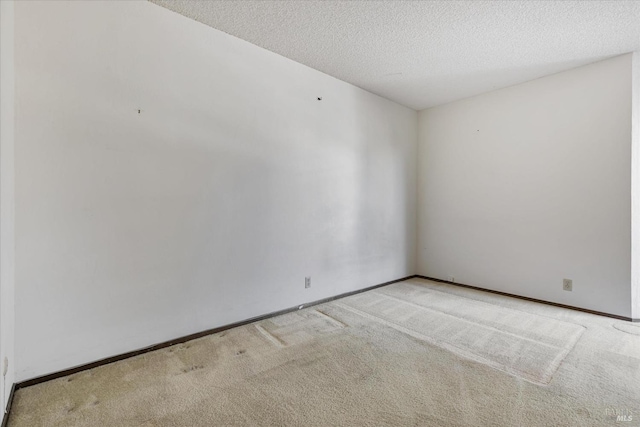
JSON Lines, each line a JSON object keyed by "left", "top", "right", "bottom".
{"left": 417, "top": 54, "right": 633, "bottom": 318}
{"left": 0, "top": 0, "right": 16, "bottom": 410}
{"left": 14, "top": 1, "right": 417, "bottom": 381}
{"left": 632, "top": 52, "right": 640, "bottom": 320}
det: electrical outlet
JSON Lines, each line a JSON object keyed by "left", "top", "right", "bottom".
{"left": 563, "top": 278, "right": 573, "bottom": 291}
{"left": 448, "top": 276, "right": 455, "bottom": 283}
{"left": 305, "top": 277, "right": 311, "bottom": 289}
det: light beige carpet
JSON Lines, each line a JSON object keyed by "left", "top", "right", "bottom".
{"left": 8, "top": 278, "right": 640, "bottom": 426}
{"left": 336, "top": 283, "right": 585, "bottom": 385}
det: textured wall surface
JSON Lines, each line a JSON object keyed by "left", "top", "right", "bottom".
{"left": 14, "top": 0, "right": 417, "bottom": 381}
{"left": 151, "top": 0, "right": 640, "bottom": 110}
{"left": 417, "top": 55, "right": 633, "bottom": 317}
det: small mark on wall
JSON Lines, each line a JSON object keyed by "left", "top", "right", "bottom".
{"left": 317, "top": 97, "right": 322, "bottom": 101}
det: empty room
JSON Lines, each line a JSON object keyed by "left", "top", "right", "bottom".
{"left": 0, "top": 0, "right": 639, "bottom": 425}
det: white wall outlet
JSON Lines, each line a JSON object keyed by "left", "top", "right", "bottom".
{"left": 305, "top": 277, "right": 311, "bottom": 289}
{"left": 448, "top": 276, "right": 455, "bottom": 283}
{"left": 563, "top": 278, "right": 573, "bottom": 291}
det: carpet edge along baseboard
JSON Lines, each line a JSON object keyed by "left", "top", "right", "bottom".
{"left": 415, "top": 275, "right": 635, "bottom": 322}
{"left": 11, "top": 274, "right": 637, "bottom": 393}
{"left": 14, "top": 275, "right": 416, "bottom": 391}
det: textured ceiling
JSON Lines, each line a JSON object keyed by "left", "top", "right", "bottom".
{"left": 150, "top": 0, "right": 640, "bottom": 110}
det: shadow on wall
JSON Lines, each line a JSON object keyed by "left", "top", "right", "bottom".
{"left": 15, "top": 0, "right": 416, "bottom": 381}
